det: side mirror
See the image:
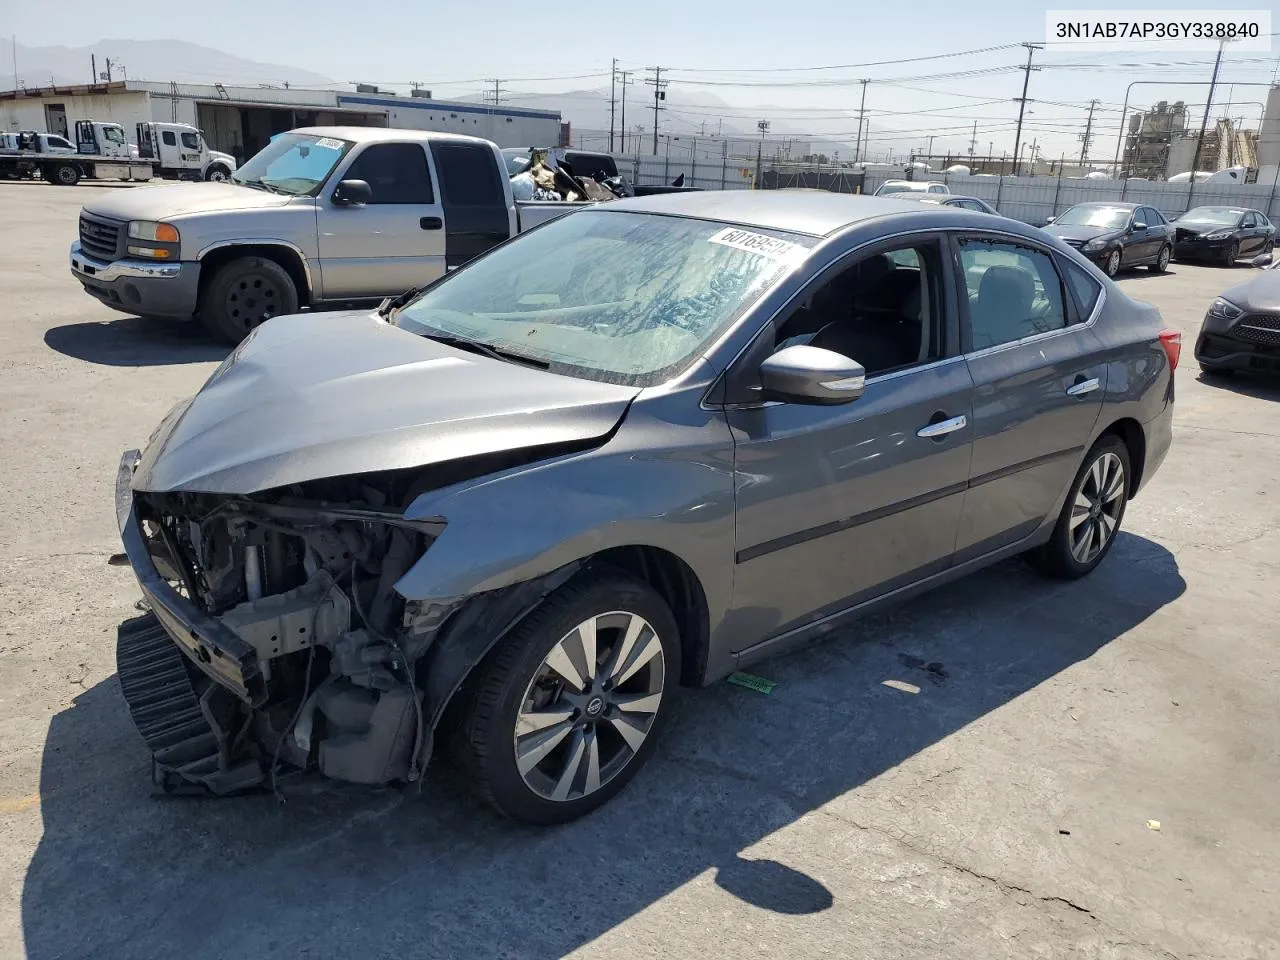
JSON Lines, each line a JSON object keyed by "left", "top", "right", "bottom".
{"left": 1045, "top": 215, "right": 1056, "bottom": 223}
{"left": 1131, "top": 221, "right": 1146, "bottom": 231}
{"left": 759, "top": 345, "right": 866, "bottom": 405}
{"left": 332, "top": 179, "right": 372, "bottom": 206}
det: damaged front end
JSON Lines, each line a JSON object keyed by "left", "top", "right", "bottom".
{"left": 115, "top": 449, "right": 464, "bottom": 795}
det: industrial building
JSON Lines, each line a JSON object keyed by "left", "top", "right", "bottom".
{"left": 0, "top": 80, "right": 563, "bottom": 162}
{"left": 1121, "top": 100, "right": 1188, "bottom": 180}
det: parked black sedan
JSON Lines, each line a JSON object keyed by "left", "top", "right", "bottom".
{"left": 1043, "top": 202, "right": 1174, "bottom": 278}
{"left": 1194, "top": 267, "right": 1280, "bottom": 376}
{"left": 1173, "top": 206, "right": 1275, "bottom": 265}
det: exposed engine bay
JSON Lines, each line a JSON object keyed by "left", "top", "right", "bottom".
{"left": 117, "top": 461, "right": 575, "bottom": 796}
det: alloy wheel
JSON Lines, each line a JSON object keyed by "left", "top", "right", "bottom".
{"left": 513, "top": 611, "right": 665, "bottom": 803}
{"left": 1106, "top": 250, "right": 1121, "bottom": 276}
{"left": 1157, "top": 246, "right": 1170, "bottom": 270}
{"left": 1069, "top": 452, "right": 1125, "bottom": 564}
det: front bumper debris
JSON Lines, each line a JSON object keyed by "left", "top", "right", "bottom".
{"left": 116, "top": 449, "right": 267, "bottom": 706}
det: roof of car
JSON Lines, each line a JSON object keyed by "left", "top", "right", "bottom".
{"left": 1065, "top": 201, "right": 1141, "bottom": 210}
{"left": 602, "top": 190, "right": 989, "bottom": 238}
{"left": 290, "top": 126, "right": 494, "bottom": 147}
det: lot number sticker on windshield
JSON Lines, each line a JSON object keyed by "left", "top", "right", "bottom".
{"left": 313, "top": 138, "right": 345, "bottom": 150}
{"left": 709, "top": 227, "right": 801, "bottom": 261}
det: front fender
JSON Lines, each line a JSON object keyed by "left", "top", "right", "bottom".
{"left": 393, "top": 387, "right": 737, "bottom": 625}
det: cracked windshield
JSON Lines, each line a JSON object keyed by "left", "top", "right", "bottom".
{"left": 396, "top": 210, "right": 814, "bottom": 385}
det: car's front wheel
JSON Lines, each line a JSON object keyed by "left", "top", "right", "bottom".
{"left": 1103, "top": 249, "right": 1121, "bottom": 277}
{"left": 1224, "top": 241, "right": 1240, "bottom": 266}
{"left": 1028, "top": 435, "right": 1130, "bottom": 579}
{"left": 454, "top": 572, "right": 680, "bottom": 824}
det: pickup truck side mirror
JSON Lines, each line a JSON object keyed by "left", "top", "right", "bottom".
{"left": 332, "top": 179, "right": 372, "bottom": 206}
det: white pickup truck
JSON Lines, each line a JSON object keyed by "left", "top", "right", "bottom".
{"left": 70, "top": 126, "right": 595, "bottom": 342}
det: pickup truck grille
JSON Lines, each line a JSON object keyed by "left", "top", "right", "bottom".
{"left": 79, "top": 214, "right": 123, "bottom": 261}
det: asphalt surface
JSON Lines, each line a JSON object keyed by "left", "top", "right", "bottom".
{"left": 1, "top": 180, "right": 1277, "bottom": 960}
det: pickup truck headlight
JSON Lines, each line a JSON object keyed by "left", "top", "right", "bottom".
{"left": 1208, "top": 297, "right": 1243, "bottom": 320}
{"left": 127, "top": 221, "right": 180, "bottom": 259}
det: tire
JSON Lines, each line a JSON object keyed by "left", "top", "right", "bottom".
{"left": 198, "top": 256, "right": 298, "bottom": 344}
{"left": 1103, "top": 248, "right": 1121, "bottom": 278}
{"left": 1223, "top": 241, "right": 1239, "bottom": 266}
{"left": 1148, "top": 244, "right": 1171, "bottom": 273}
{"left": 204, "top": 164, "right": 231, "bottom": 183}
{"left": 1027, "top": 435, "right": 1131, "bottom": 580}
{"left": 51, "top": 163, "right": 80, "bottom": 186}
{"left": 453, "top": 571, "right": 681, "bottom": 824}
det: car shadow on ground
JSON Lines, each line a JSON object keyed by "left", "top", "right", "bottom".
{"left": 1196, "top": 370, "right": 1280, "bottom": 400}
{"left": 43, "top": 316, "right": 228, "bottom": 366}
{"left": 21, "top": 533, "right": 1184, "bottom": 959}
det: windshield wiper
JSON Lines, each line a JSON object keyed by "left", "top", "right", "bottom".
{"left": 233, "top": 178, "right": 285, "bottom": 195}
{"left": 423, "top": 332, "right": 549, "bottom": 370}
{"left": 378, "top": 285, "right": 425, "bottom": 319}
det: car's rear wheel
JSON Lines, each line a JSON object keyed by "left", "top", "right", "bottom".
{"left": 1103, "top": 249, "right": 1121, "bottom": 277}
{"left": 1224, "top": 241, "right": 1239, "bottom": 266}
{"left": 1149, "top": 245, "right": 1171, "bottom": 273}
{"left": 1028, "top": 435, "right": 1130, "bottom": 580}
{"left": 198, "top": 256, "right": 298, "bottom": 344}
{"left": 454, "top": 572, "right": 679, "bottom": 824}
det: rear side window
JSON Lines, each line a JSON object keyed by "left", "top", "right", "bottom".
{"left": 162, "top": 131, "right": 176, "bottom": 146}
{"left": 433, "top": 143, "right": 504, "bottom": 205}
{"left": 958, "top": 238, "right": 1067, "bottom": 350}
{"left": 343, "top": 143, "right": 435, "bottom": 204}
{"left": 1142, "top": 206, "right": 1165, "bottom": 226}
{"left": 1063, "top": 260, "right": 1103, "bottom": 320}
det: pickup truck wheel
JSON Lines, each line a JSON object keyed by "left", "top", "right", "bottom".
{"left": 51, "top": 163, "right": 80, "bottom": 186}
{"left": 199, "top": 257, "right": 298, "bottom": 344}
{"left": 454, "top": 572, "right": 680, "bottom": 824}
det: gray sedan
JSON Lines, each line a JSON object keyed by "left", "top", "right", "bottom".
{"left": 113, "top": 192, "right": 1177, "bottom": 823}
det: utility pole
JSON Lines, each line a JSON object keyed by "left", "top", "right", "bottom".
{"left": 104, "top": 57, "right": 112, "bottom": 82}
{"left": 968, "top": 120, "right": 977, "bottom": 158}
{"left": 91, "top": 54, "right": 97, "bottom": 83}
{"left": 1011, "top": 42, "right": 1042, "bottom": 176}
{"left": 482, "top": 79, "right": 504, "bottom": 106}
{"left": 756, "top": 119, "right": 769, "bottom": 190}
{"left": 609, "top": 58, "right": 617, "bottom": 152}
{"left": 1188, "top": 39, "right": 1228, "bottom": 208}
{"left": 1079, "top": 98, "right": 1099, "bottom": 166}
{"left": 11, "top": 35, "right": 17, "bottom": 91}
{"left": 854, "top": 79, "right": 869, "bottom": 164}
{"left": 645, "top": 67, "right": 667, "bottom": 155}
{"left": 618, "top": 70, "right": 633, "bottom": 154}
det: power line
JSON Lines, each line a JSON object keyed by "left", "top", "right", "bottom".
{"left": 661, "top": 43, "right": 1024, "bottom": 74}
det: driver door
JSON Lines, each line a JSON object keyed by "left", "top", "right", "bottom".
{"left": 724, "top": 233, "right": 974, "bottom": 657}
{"left": 315, "top": 142, "right": 447, "bottom": 299}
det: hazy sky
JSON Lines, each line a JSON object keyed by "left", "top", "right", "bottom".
{"left": 6, "top": 0, "right": 1278, "bottom": 160}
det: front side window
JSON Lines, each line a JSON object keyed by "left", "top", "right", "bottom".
{"left": 180, "top": 132, "right": 200, "bottom": 150}
{"left": 49, "top": 136, "right": 73, "bottom": 149}
{"left": 1241, "top": 213, "right": 1257, "bottom": 228}
{"left": 232, "top": 132, "right": 353, "bottom": 197}
{"left": 958, "top": 239, "right": 1067, "bottom": 350}
{"left": 771, "top": 240, "right": 943, "bottom": 376}
{"left": 342, "top": 143, "right": 434, "bottom": 203}
{"left": 103, "top": 126, "right": 126, "bottom": 144}
{"left": 396, "top": 210, "right": 815, "bottom": 386}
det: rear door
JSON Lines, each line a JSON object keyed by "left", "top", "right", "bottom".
{"left": 953, "top": 234, "right": 1106, "bottom": 561}
{"left": 428, "top": 142, "right": 514, "bottom": 270}
{"left": 1142, "top": 206, "right": 1171, "bottom": 256}
{"left": 315, "top": 141, "right": 446, "bottom": 298}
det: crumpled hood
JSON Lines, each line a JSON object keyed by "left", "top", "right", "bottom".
{"left": 83, "top": 182, "right": 291, "bottom": 221}
{"left": 1220, "top": 271, "right": 1280, "bottom": 313}
{"left": 131, "top": 311, "right": 639, "bottom": 495}
{"left": 1044, "top": 224, "right": 1120, "bottom": 244}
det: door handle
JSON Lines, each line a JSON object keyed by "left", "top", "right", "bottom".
{"left": 917, "top": 414, "right": 967, "bottom": 439}
{"left": 1066, "top": 377, "right": 1100, "bottom": 397}
{"left": 420, "top": 217, "right": 442, "bottom": 230}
